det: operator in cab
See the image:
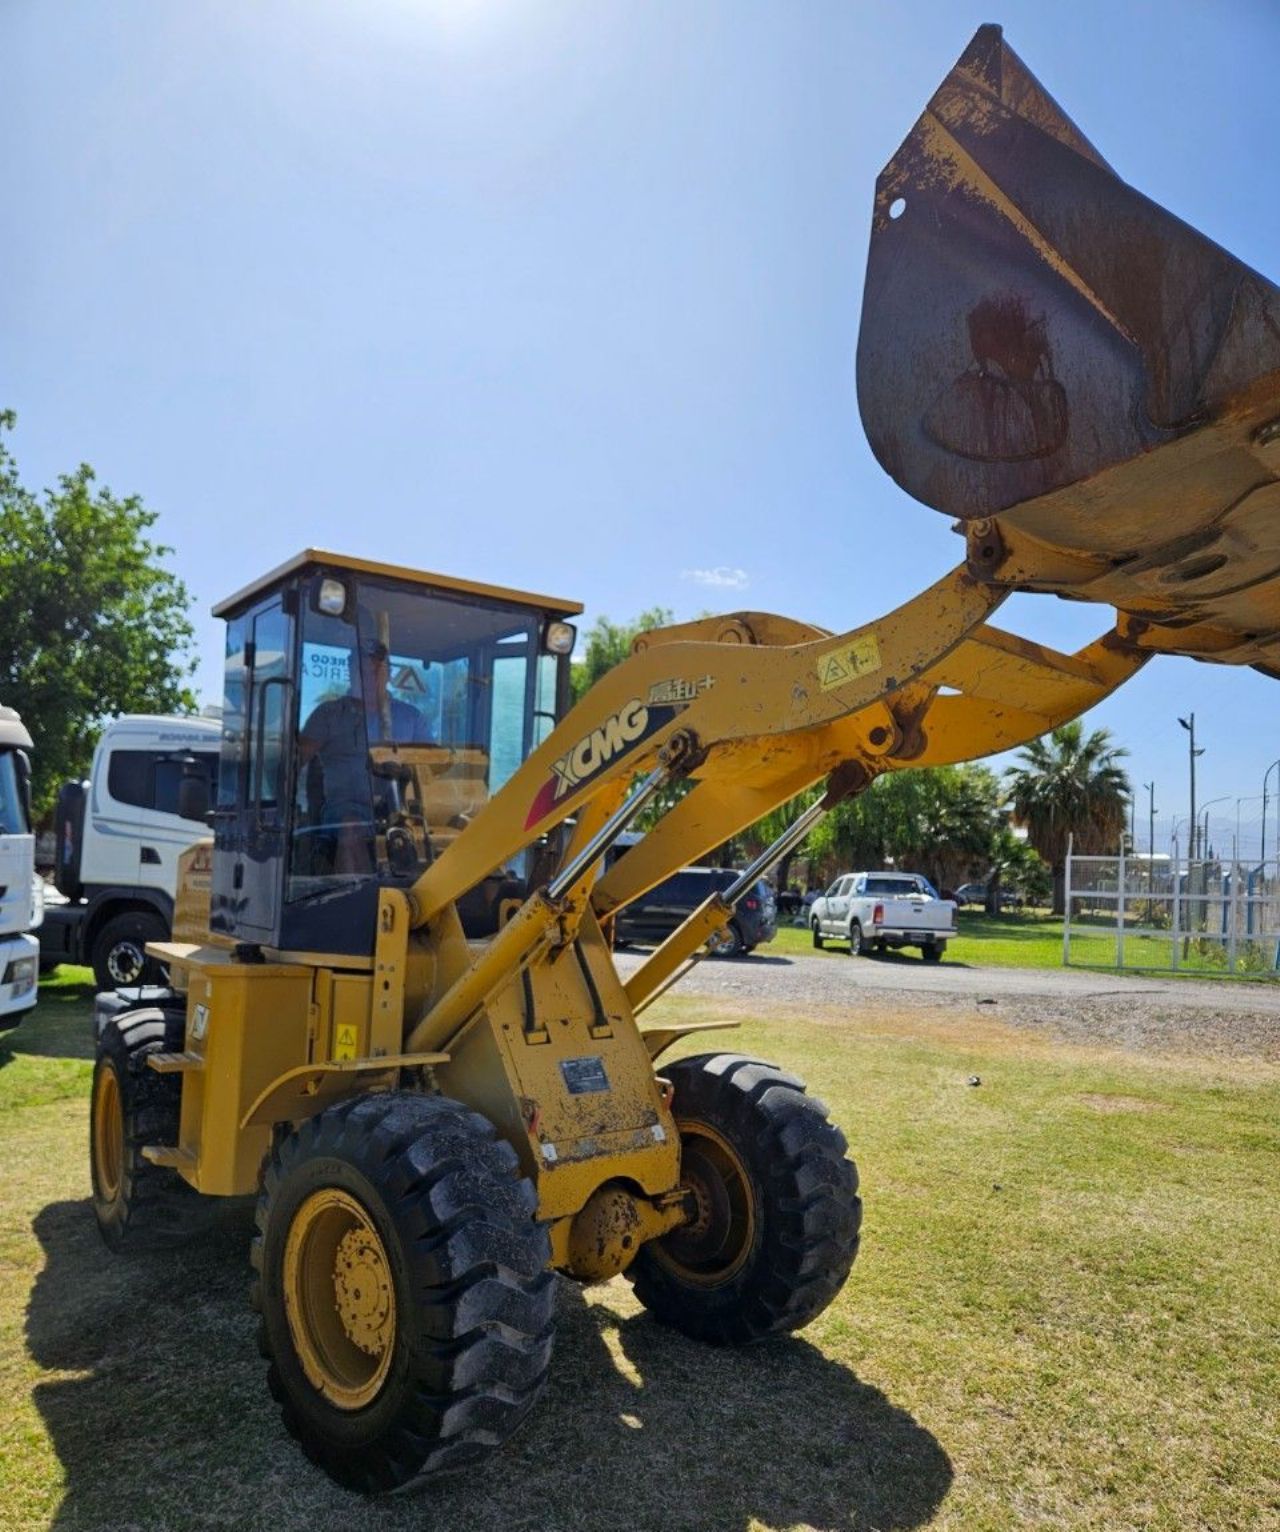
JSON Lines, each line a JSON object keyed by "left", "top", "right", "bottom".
{"left": 298, "top": 639, "right": 430, "bottom": 873}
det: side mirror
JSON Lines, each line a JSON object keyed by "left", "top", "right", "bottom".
{"left": 178, "top": 772, "right": 211, "bottom": 823}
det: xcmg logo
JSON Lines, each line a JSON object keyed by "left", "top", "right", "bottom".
{"left": 524, "top": 698, "right": 683, "bottom": 828}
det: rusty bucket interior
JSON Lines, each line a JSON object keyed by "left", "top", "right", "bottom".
{"left": 856, "top": 24, "right": 1280, "bottom": 676}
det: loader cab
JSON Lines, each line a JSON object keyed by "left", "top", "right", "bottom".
{"left": 208, "top": 551, "right": 580, "bottom": 956}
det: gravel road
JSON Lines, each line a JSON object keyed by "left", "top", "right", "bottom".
{"left": 614, "top": 948, "right": 1280, "bottom": 1061}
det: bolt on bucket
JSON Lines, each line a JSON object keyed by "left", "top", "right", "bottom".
{"left": 857, "top": 24, "right": 1280, "bottom": 673}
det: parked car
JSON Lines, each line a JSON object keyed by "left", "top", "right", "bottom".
{"left": 954, "top": 882, "right": 1023, "bottom": 910}
{"left": 613, "top": 867, "right": 777, "bottom": 956}
{"left": 809, "top": 871, "right": 955, "bottom": 961}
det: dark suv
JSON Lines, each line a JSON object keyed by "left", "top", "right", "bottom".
{"left": 613, "top": 867, "right": 777, "bottom": 956}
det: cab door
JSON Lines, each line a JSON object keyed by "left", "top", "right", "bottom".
{"left": 211, "top": 599, "right": 294, "bottom": 944}
{"left": 825, "top": 876, "right": 853, "bottom": 932}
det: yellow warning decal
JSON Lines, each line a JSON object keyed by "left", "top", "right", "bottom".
{"left": 817, "top": 632, "right": 882, "bottom": 691}
{"left": 334, "top": 1023, "right": 359, "bottom": 1061}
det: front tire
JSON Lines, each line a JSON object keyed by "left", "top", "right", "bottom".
{"left": 811, "top": 920, "right": 825, "bottom": 950}
{"left": 92, "top": 910, "right": 168, "bottom": 992}
{"left": 252, "top": 1093, "right": 556, "bottom": 1493}
{"left": 91, "top": 1006, "right": 199, "bottom": 1248}
{"left": 629, "top": 1054, "right": 861, "bottom": 1345}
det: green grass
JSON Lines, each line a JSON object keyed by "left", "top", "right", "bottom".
{"left": 764, "top": 909, "right": 1280, "bottom": 978}
{"left": 1, "top": 972, "right": 1278, "bottom": 1529}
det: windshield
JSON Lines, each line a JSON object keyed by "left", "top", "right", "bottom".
{"left": 290, "top": 574, "right": 558, "bottom": 899}
{"left": 0, "top": 751, "right": 28, "bottom": 835}
{"left": 864, "top": 875, "right": 932, "bottom": 897}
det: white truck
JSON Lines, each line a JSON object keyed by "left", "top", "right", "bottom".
{"left": 40, "top": 713, "right": 220, "bottom": 990}
{"left": 809, "top": 871, "right": 956, "bottom": 962}
{"left": 0, "top": 705, "right": 42, "bottom": 1029}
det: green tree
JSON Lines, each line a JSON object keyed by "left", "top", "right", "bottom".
{"left": 570, "top": 607, "right": 673, "bottom": 703}
{"left": 0, "top": 412, "right": 197, "bottom": 819}
{"left": 985, "top": 824, "right": 1051, "bottom": 912}
{"left": 1005, "top": 721, "right": 1130, "bottom": 913}
{"left": 807, "top": 764, "right": 1001, "bottom": 892}
{"left": 736, "top": 785, "right": 825, "bottom": 892}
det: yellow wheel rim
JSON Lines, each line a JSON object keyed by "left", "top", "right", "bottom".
{"left": 283, "top": 1188, "right": 397, "bottom": 1410}
{"left": 92, "top": 1065, "right": 124, "bottom": 1203}
{"left": 655, "top": 1120, "right": 757, "bottom": 1287}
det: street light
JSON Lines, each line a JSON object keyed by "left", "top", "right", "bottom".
{"left": 1200, "top": 795, "right": 1229, "bottom": 860}
{"left": 1262, "top": 759, "right": 1280, "bottom": 870}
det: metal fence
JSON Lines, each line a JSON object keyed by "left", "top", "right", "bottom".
{"left": 1064, "top": 841, "right": 1280, "bottom": 977}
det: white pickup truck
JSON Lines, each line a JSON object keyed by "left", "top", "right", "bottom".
{"left": 809, "top": 871, "right": 956, "bottom": 962}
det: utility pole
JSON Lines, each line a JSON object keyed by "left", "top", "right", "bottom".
{"left": 1178, "top": 715, "right": 1204, "bottom": 860}
{"left": 1145, "top": 781, "right": 1156, "bottom": 883}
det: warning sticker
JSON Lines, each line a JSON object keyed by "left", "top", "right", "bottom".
{"left": 334, "top": 1023, "right": 359, "bottom": 1061}
{"left": 817, "top": 632, "right": 882, "bottom": 692}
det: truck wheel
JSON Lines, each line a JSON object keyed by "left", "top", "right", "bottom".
{"left": 629, "top": 1054, "right": 861, "bottom": 1345}
{"left": 848, "top": 920, "right": 864, "bottom": 956}
{"left": 708, "top": 923, "right": 745, "bottom": 958}
{"left": 811, "top": 920, "right": 825, "bottom": 950}
{"left": 91, "top": 1006, "right": 200, "bottom": 1248}
{"left": 92, "top": 911, "right": 168, "bottom": 992}
{"left": 922, "top": 944, "right": 943, "bottom": 963}
{"left": 252, "top": 1093, "right": 556, "bottom": 1494}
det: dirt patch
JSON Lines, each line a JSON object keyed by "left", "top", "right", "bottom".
{"left": 1075, "top": 1092, "right": 1168, "bottom": 1114}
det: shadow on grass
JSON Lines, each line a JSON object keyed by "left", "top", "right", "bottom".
{"left": 27, "top": 1199, "right": 952, "bottom": 1532}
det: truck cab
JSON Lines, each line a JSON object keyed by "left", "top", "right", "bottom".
{"left": 0, "top": 705, "right": 41, "bottom": 1028}
{"left": 41, "top": 713, "right": 221, "bottom": 989}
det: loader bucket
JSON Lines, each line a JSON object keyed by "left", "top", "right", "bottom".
{"left": 857, "top": 25, "right": 1280, "bottom": 671}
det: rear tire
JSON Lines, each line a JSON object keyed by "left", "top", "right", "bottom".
{"left": 709, "top": 922, "right": 745, "bottom": 959}
{"left": 91, "top": 1006, "right": 200, "bottom": 1248}
{"left": 630, "top": 1054, "right": 861, "bottom": 1345}
{"left": 252, "top": 1093, "right": 556, "bottom": 1493}
{"left": 92, "top": 910, "right": 168, "bottom": 992}
{"left": 922, "top": 943, "right": 943, "bottom": 963}
{"left": 848, "top": 920, "right": 864, "bottom": 956}
{"left": 811, "top": 920, "right": 824, "bottom": 950}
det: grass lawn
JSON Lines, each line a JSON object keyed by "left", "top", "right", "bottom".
{"left": 765, "top": 909, "right": 1280, "bottom": 978}
{"left": 1, "top": 970, "right": 1278, "bottom": 1530}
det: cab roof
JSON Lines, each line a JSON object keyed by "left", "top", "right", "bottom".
{"left": 212, "top": 549, "right": 584, "bottom": 620}
{"left": 0, "top": 705, "right": 32, "bottom": 752}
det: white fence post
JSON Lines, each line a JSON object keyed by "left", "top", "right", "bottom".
{"left": 1171, "top": 837, "right": 1181, "bottom": 972}
{"left": 1116, "top": 832, "right": 1126, "bottom": 968}
{"left": 1063, "top": 833, "right": 1074, "bottom": 966}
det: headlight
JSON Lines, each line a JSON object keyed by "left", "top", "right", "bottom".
{"left": 316, "top": 577, "right": 349, "bottom": 616}
{"left": 7, "top": 955, "right": 37, "bottom": 995}
{"left": 545, "top": 621, "right": 577, "bottom": 656}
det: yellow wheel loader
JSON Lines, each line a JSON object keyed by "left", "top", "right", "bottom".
{"left": 88, "top": 26, "right": 1280, "bottom": 1493}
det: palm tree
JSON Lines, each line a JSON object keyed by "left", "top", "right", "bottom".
{"left": 1005, "top": 722, "right": 1130, "bottom": 914}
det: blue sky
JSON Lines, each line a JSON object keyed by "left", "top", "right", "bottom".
{"left": 5, "top": 0, "right": 1280, "bottom": 855}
